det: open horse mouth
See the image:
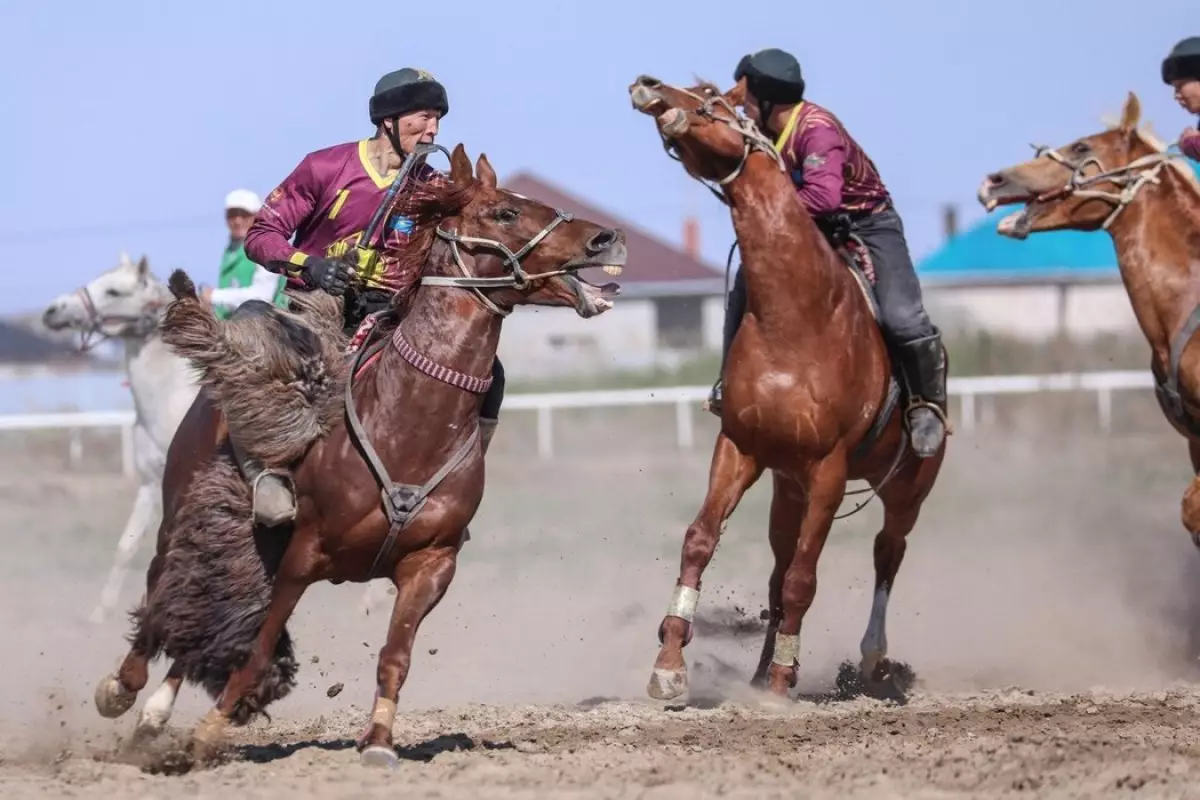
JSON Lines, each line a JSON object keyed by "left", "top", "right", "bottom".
{"left": 564, "top": 273, "right": 621, "bottom": 318}
{"left": 978, "top": 179, "right": 1043, "bottom": 240}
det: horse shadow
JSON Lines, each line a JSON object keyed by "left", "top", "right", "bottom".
{"left": 233, "top": 732, "right": 517, "bottom": 766}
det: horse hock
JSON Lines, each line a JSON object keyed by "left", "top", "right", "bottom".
{"left": 1182, "top": 476, "right": 1200, "bottom": 550}
{"left": 648, "top": 584, "right": 699, "bottom": 702}
{"left": 897, "top": 331, "right": 950, "bottom": 458}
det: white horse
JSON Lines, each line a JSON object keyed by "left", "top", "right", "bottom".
{"left": 42, "top": 252, "right": 200, "bottom": 624}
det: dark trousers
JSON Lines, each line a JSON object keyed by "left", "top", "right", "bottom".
{"left": 723, "top": 208, "right": 936, "bottom": 353}
{"left": 346, "top": 289, "right": 506, "bottom": 419}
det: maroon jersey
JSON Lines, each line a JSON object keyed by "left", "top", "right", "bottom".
{"left": 245, "top": 139, "right": 440, "bottom": 292}
{"left": 773, "top": 101, "right": 891, "bottom": 216}
{"left": 1183, "top": 128, "right": 1200, "bottom": 161}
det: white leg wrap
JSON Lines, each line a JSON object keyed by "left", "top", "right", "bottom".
{"left": 665, "top": 584, "right": 700, "bottom": 622}
{"left": 860, "top": 587, "right": 890, "bottom": 662}
{"left": 138, "top": 680, "right": 179, "bottom": 730}
{"left": 772, "top": 632, "right": 800, "bottom": 667}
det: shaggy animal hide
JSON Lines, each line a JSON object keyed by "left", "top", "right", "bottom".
{"left": 161, "top": 270, "right": 352, "bottom": 467}
{"left": 129, "top": 451, "right": 298, "bottom": 723}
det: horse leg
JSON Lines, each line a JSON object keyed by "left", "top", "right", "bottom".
{"left": 190, "top": 552, "right": 311, "bottom": 758}
{"left": 1181, "top": 440, "right": 1200, "bottom": 550}
{"left": 358, "top": 547, "right": 458, "bottom": 768}
{"left": 648, "top": 433, "right": 762, "bottom": 703}
{"left": 751, "top": 474, "right": 806, "bottom": 687}
{"left": 763, "top": 454, "right": 848, "bottom": 697}
{"left": 95, "top": 545, "right": 170, "bottom": 719}
{"left": 858, "top": 440, "right": 942, "bottom": 690}
{"left": 133, "top": 661, "right": 185, "bottom": 737}
{"left": 90, "top": 481, "right": 159, "bottom": 624}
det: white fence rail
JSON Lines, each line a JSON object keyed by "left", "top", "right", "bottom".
{"left": 0, "top": 369, "right": 1159, "bottom": 472}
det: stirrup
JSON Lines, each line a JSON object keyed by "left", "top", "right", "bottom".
{"left": 250, "top": 468, "right": 297, "bottom": 524}
{"left": 904, "top": 397, "right": 954, "bottom": 436}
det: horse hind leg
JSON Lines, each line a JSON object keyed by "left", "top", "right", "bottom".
{"left": 133, "top": 661, "right": 185, "bottom": 737}
{"left": 1181, "top": 441, "right": 1200, "bottom": 550}
{"left": 648, "top": 432, "right": 762, "bottom": 705}
{"left": 857, "top": 444, "right": 942, "bottom": 694}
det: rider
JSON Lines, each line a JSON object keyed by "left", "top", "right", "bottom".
{"left": 1162, "top": 37, "right": 1200, "bottom": 161}
{"left": 710, "top": 47, "right": 948, "bottom": 459}
{"left": 239, "top": 68, "right": 506, "bottom": 526}
{"left": 201, "top": 189, "right": 287, "bottom": 319}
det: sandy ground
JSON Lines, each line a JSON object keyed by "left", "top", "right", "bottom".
{"left": 5, "top": 401, "right": 1200, "bottom": 798}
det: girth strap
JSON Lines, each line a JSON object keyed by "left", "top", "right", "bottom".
{"left": 344, "top": 316, "right": 480, "bottom": 580}
{"left": 1154, "top": 301, "right": 1200, "bottom": 435}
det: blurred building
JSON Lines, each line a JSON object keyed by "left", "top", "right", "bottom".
{"left": 499, "top": 173, "right": 727, "bottom": 379}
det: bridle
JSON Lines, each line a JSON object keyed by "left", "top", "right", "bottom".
{"left": 1028, "top": 139, "right": 1184, "bottom": 230}
{"left": 69, "top": 282, "right": 163, "bottom": 351}
{"left": 658, "top": 87, "right": 784, "bottom": 203}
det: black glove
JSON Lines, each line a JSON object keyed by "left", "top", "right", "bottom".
{"left": 299, "top": 257, "right": 354, "bottom": 296}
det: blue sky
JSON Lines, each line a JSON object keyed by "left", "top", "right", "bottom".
{"left": 0, "top": 0, "right": 1193, "bottom": 313}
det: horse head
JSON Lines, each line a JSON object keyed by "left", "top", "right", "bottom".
{"left": 42, "top": 252, "right": 171, "bottom": 350}
{"left": 413, "top": 144, "right": 625, "bottom": 319}
{"left": 628, "top": 74, "right": 780, "bottom": 198}
{"left": 977, "top": 92, "right": 1194, "bottom": 239}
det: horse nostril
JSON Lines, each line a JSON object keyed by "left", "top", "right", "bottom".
{"left": 987, "top": 172, "right": 1007, "bottom": 187}
{"left": 587, "top": 229, "right": 618, "bottom": 253}
{"left": 636, "top": 75, "right": 662, "bottom": 89}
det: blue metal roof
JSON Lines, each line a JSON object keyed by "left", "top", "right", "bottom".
{"left": 917, "top": 155, "right": 1200, "bottom": 284}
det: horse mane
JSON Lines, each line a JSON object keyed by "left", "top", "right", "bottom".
{"left": 385, "top": 173, "right": 479, "bottom": 314}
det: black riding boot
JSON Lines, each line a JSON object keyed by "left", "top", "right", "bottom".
{"left": 896, "top": 329, "right": 949, "bottom": 458}
{"left": 708, "top": 269, "right": 747, "bottom": 416}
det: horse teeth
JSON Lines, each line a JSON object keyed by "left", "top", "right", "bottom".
{"left": 602, "top": 265, "right": 623, "bottom": 276}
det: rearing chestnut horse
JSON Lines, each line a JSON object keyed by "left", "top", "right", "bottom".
{"left": 628, "top": 76, "right": 946, "bottom": 701}
{"left": 980, "top": 92, "right": 1200, "bottom": 546}
{"left": 92, "top": 145, "right": 626, "bottom": 766}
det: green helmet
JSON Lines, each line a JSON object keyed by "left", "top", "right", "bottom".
{"left": 734, "top": 48, "right": 806, "bottom": 105}
{"left": 1162, "top": 37, "right": 1200, "bottom": 84}
{"left": 369, "top": 68, "right": 449, "bottom": 125}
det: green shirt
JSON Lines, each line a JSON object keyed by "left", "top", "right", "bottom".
{"left": 215, "top": 240, "right": 286, "bottom": 319}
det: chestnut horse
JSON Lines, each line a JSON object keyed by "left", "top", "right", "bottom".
{"left": 628, "top": 76, "right": 946, "bottom": 701}
{"left": 93, "top": 144, "right": 626, "bottom": 766}
{"left": 979, "top": 92, "right": 1200, "bottom": 544}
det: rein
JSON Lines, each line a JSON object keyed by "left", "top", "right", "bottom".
{"left": 659, "top": 88, "right": 784, "bottom": 204}
{"left": 1029, "top": 143, "right": 1183, "bottom": 230}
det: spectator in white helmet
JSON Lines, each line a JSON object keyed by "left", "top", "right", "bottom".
{"left": 201, "top": 189, "right": 286, "bottom": 318}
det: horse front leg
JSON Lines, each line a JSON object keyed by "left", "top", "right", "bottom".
{"left": 648, "top": 432, "right": 762, "bottom": 704}
{"left": 763, "top": 453, "right": 848, "bottom": 697}
{"left": 190, "top": 548, "right": 312, "bottom": 759}
{"left": 1182, "top": 440, "right": 1200, "bottom": 550}
{"left": 91, "top": 480, "right": 160, "bottom": 624}
{"left": 359, "top": 546, "right": 458, "bottom": 768}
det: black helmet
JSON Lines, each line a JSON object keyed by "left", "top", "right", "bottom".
{"left": 1162, "top": 37, "right": 1200, "bottom": 84}
{"left": 734, "top": 48, "right": 805, "bottom": 105}
{"left": 369, "top": 67, "right": 449, "bottom": 125}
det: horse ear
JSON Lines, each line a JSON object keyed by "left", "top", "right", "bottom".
{"left": 725, "top": 79, "right": 746, "bottom": 107}
{"left": 1119, "top": 91, "right": 1141, "bottom": 135}
{"left": 136, "top": 255, "right": 149, "bottom": 278}
{"left": 476, "top": 154, "right": 497, "bottom": 189}
{"left": 449, "top": 144, "right": 473, "bottom": 185}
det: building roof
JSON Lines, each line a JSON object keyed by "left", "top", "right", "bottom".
{"left": 501, "top": 172, "right": 726, "bottom": 297}
{"left": 917, "top": 156, "right": 1200, "bottom": 286}
{"left": 0, "top": 319, "right": 99, "bottom": 366}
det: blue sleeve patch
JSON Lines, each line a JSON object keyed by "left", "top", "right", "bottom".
{"left": 389, "top": 215, "right": 414, "bottom": 234}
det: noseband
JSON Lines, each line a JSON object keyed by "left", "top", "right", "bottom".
{"left": 1028, "top": 141, "right": 1184, "bottom": 230}
{"left": 71, "top": 284, "right": 163, "bottom": 351}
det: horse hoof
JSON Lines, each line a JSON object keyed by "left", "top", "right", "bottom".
{"left": 94, "top": 675, "right": 137, "bottom": 719}
{"left": 647, "top": 668, "right": 689, "bottom": 704}
{"left": 360, "top": 745, "right": 399, "bottom": 769}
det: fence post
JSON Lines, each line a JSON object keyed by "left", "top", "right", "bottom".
{"left": 1097, "top": 387, "right": 1112, "bottom": 433}
{"left": 960, "top": 392, "right": 976, "bottom": 433}
{"left": 536, "top": 404, "right": 553, "bottom": 460}
{"left": 675, "top": 398, "right": 694, "bottom": 450}
{"left": 120, "top": 422, "right": 136, "bottom": 479}
{"left": 69, "top": 427, "right": 82, "bottom": 469}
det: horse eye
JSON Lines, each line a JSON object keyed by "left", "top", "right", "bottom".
{"left": 1071, "top": 142, "right": 1090, "bottom": 155}
{"left": 105, "top": 288, "right": 121, "bottom": 297}
{"left": 494, "top": 207, "right": 520, "bottom": 223}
